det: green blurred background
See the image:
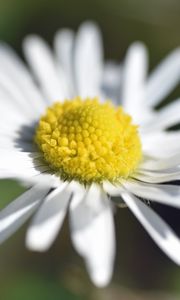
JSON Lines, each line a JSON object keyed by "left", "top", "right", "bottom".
{"left": 0, "top": 0, "right": 180, "bottom": 299}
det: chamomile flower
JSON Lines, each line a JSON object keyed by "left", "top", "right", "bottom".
{"left": 0, "top": 21, "right": 180, "bottom": 287}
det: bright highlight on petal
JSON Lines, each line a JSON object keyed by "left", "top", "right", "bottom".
{"left": 35, "top": 97, "right": 142, "bottom": 184}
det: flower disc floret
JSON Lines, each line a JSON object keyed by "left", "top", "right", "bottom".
{"left": 35, "top": 97, "right": 142, "bottom": 184}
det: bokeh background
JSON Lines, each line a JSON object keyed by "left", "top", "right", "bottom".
{"left": 0, "top": 0, "right": 180, "bottom": 299}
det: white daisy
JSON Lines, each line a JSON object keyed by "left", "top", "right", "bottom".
{"left": 0, "top": 21, "right": 180, "bottom": 287}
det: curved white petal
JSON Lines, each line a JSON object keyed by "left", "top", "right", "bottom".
{"left": 0, "top": 184, "right": 50, "bottom": 244}
{"left": 0, "top": 150, "right": 50, "bottom": 180}
{"left": 142, "top": 98, "right": 180, "bottom": 132}
{"left": 0, "top": 170, "right": 38, "bottom": 180}
{"left": 18, "top": 173, "right": 60, "bottom": 188}
{"left": 0, "top": 171, "right": 17, "bottom": 179}
{"left": 134, "top": 169, "right": 180, "bottom": 183}
{"left": 0, "top": 72, "right": 35, "bottom": 119}
{"left": 140, "top": 154, "right": 180, "bottom": 171}
{"left": 121, "top": 42, "right": 151, "bottom": 123}
{"left": 122, "top": 192, "right": 180, "bottom": 265}
{"left": 23, "top": 36, "right": 68, "bottom": 102}
{"left": 54, "top": 29, "right": 75, "bottom": 95}
{"left": 146, "top": 48, "right": 180, "bottom": 107}
{"left": 0, "top": 43, "right": 46, "bottom": 114}
{"left": 0, "top": 89, "right": 31, "bottom": 121}
{"left": 142, "top": 131, "right": 180, "bottom": 158}
{"left": 0, "top": 120, "right": 35, "bottom": 139}
{"left": 124, "top": 180, "right": 180, "bottom": 208}
{"left": 0, "top": 151, "right": 42, "bottom": 173}
{"left": 0, "top": 171, "right": 45, "bottom": 182}
{"left": 70, "top": 184, "right": 115, "bottom": 287}
{"left": 0, "top": 92, "right": 30, "bottom": 128}
{"left": 0, "top": 137, "right": 36, "bottom": 152}
{"left": 75, "top": 22, "right": 103, "bottom": 98}
{"left": 103, "top": 181, "right": 123, "bottom": 196}
{"left": 26, "top": 182, "right": 70, "bottom": 251}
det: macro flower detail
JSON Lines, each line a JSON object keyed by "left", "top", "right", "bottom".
{"left": 0, "top": 21, "right": 180, "bottom": 287}
{"left": 35, "top": 97, "right": 142, "bottom": 183}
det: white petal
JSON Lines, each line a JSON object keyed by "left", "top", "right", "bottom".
{"left": 122, "top": 192, "right": 180, "bottom": 265}
{"left": 0, "top": 72, "right": 35, "bottom": 119}
{"left": 0, "top": 151, "right": 40, "bottom": 171}
{"left": 54, "top": 29, "right": 75, "bottom": 95}
{"left": 0, "top": 170, "right": 58, "bottom": 187}
{"left": 0, "top": 96, "right": 28, "bottom": 127}
{"left": 142, "top": 98, "right": 180, "bottom": 132}
{"left": 103, "top": 182, "right": 127, "bottom": 207}
{"left": 124, "top": 179, "right": 180, "bottom": 208}
{"left": 0, "top": 120, "right": 35, "bottom": 138}
{"left": 75, "top": 22, "right": 103, "bottom": 98}
{"left": 23, "top": 36, "right": 68, "bottom": 102}
{"left": 18, "top": 173, "right": 60, "bottom": 188}
{"left": 0, "top": 89, "right": 30, "bottom": 120}
{"left": 0, "top": 138, "right": 35, "bottom": 152}
{"left": 0, "top": 150, "right": 50, "bottom": 179}
{"left": 103, "top": 181, "right": 123, "bottom": 196}
{"left": 70, "top": 184, "right": 115, "bottom": 287}
{"left": 0, "top": 43, "right": 46, "bottom": 114}
{"left": 0, "top": 184, "right": 50, "bottom": 244}
{"left": 142, "top": 131, "right": 180, "bottom": 158}
{"left": 146, "top": 48, "right": 180, "bottom": 107}
{"left": 0, "top": 171, "right": 16, "bottom": 179}
{"left": 26, "top": 182, "right": 70, "bottom": 251}
{"left": 134, "top": 169, "right": 180, "bottom": 183}
{"left": 121, "top": 42, "right": 151, "bottom": 123}
{"left": 140, "top": 153, "right": 180, "bottom": 171}
{"left": 0, "top": 168, "right": 31, "bottom": 180}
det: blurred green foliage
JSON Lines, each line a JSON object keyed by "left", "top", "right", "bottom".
{"left": 0, "top": 273, "right": 83, "bottom": 300}
{"left": 0, "top": 0, "right": 179, "bottom": 57}
{"left": 0, "top": 180, "right": 25, "bottom": 209}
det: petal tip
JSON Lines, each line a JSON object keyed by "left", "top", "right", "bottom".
{"left": 25, "top": 231, "right": 50, "bottom": 252}
{"left": 90, "top": 268, "right": 112, "bottom": 288}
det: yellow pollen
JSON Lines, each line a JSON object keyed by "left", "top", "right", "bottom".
{"left": 35, "top": 97, "right": 142, "bottom": 184}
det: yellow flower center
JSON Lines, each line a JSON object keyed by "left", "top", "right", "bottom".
{"left": 35, "top": 97, "right": 142, "bottom": 184}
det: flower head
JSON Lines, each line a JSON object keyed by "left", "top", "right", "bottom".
{"left": 0, "top": 21, "right": 180, "bottom": 287}
{"left": 35, "top": 97, "right": 142, "bottom": 183}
